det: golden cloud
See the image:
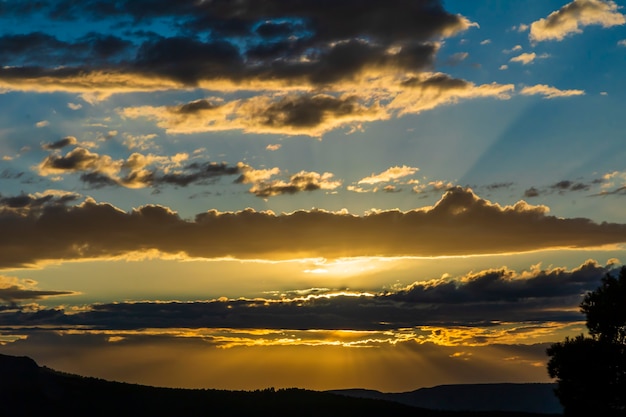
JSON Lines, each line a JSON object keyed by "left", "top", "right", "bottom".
{"left": 529, "top": 0, "right": 625, "bottom": 42}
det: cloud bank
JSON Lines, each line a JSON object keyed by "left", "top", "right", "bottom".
{"left": 1, "top": 187, "right": 625, "bottom": 268}
{"left": 0, "top": 260, "right": 616, "bottom": 331}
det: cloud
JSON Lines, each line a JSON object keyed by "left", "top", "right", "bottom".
{"left": 0, "top": 1, "right": 471, "bottom": 93}
{"left": 37, "top": 147, "right": 244, "bottom": 189}
{"left": 244, "top": 171, "right": 342, "bottom": 197}
{"left": 520, "top": 84, "right": 585, "bottom": 99}
{"left": 388, "top": 73, "right": 514, "bottom": 116}
{"left": 618, "top": 39, "right": 626, "bottom": 46}
{"left": 42, "top": 136, "right": 78, "bottom": 150}
{"left": 524, "top": 187, "right": 540, "bottom": 198}
{"left": 35, "top": 120, "right": 49, "bottom": 128}
{"left": 444, "top": 52, "right": 469, "bottom": 65}
{"left": 38, "top": 147, "right": 122, "bottom": 177}
{"left": 358, "top": 165, "right": 419, "bottom": 185}
{"left": 503, "top": 45, "right": 523, "bottom": 54}
{"left": 592, "top": 170, "right": 626, "bottom": 195}
{"left": 120, "top": 94, "right": 389, "bottom": 137}
{"left": 0, "top": 260, "right": 617, "bottom": 331}
{"left": 0, "top": 2, "right": 519, "bottom": 136}
{"left": 509, "top": 52, "right": 550, "bottom": 65}
{"left": 1, "top": 187, "right": 625, "bottom": 268}
{"left": 266, "top": 144, "right": 282, "bottom": 151}
{"left": 35, "top": 146, "right": 341, "bottom": 197}
{"left": 529, "top": 0, "right": 625, "bottom": 42}
{"left": 0, "top": 275, "right": 74, "bottom": 306}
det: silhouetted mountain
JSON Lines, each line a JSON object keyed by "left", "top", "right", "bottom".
{"left": 0, "top": 354, "right": 560, "bottom": 417}
{"left": 330, "top": 383, "right": 562, "bottom": 414}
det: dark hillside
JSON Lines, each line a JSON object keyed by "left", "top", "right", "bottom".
{"left": 0, "top": 354, "right": 560, "bottom": 417}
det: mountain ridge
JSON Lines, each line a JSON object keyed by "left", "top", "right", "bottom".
{"left": 0, "top": 353, "right": 561, "bottom": 416}
{"left": 329, "top": 383, "right": 562, "bottom": 414}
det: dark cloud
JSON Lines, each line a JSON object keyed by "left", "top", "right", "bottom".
{"left": 551, "top": 180, "right": 589, "bottom": 193}
{"left": 401, "top": 73, "right": 469, "bottom": 89}
{"left": 0, "top": 187, "right": 625, "bottom": 268}
{"left": 0, "top": 286, "right": 73, "bottom": 304}
{"left": 0, "top": 192, "right": 79, "bottom": 215}
{"left": 484, "top": 182, "right": 514, "bottom": 191}
{"left": 388, "top": 260, "right": 606, "bottom": 304}
{"left": 156, "top": 162, "right": 243, "bottom": 187}
{"left": 176, "top": 99, "right": 219, "bottom": 114}
{"left": 0, "top": 170, "right": 25, "bottom": 180}
{"left": 134, "top": 37, "right": 244, "bottom": 85}
{"left": 0, "top": 261, "right": 615, "bottom": 330}
{"left": 80, "top": 172, "right": 120, "bottom": 188}
{"left": 38, "top": 147, "right": 244, "bottom": 189}
{"left": 0, "top": 1, "right": 470, "bottom": 88}
{"left": 39, "top": 147, "right": 105, "bottom": 173}
{"left": 243, "top": 170, "right": 341, "bottom": 197}
{"left": 259, "top": 94, "right": 371, "bottom": 129}
{"left": 42, "top": 136, "right": 78, "bottom": 150}
{"left": 0, "top": 32, "right": 132, "bottom": 66}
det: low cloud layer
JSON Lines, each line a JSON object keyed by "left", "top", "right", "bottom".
{"left": 1, "top": 187, "right": 625, "bottom": 268}
{"left": 0, "top": 260, "right": 616, "bottom": 331}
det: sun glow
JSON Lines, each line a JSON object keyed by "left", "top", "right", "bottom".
{"left": 303, "top": 257, "right": 389, "bottom": 277}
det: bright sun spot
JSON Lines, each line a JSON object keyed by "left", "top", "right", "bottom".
{"left": 303, "top": 258, "right": 381, "bottom": 277}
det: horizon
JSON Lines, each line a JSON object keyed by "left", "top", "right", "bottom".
{"left": 1, "top": 0, "right": 625, "bottom": 393}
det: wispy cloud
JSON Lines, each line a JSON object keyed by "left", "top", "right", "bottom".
{"left": 520, "top": 84, "right": 585, "bottom": 99}
{"left": 509, "top": 52, "right": 549, "bottom": 65}
{"left": 358, "top": 165, "right": 419, "bottom": 185}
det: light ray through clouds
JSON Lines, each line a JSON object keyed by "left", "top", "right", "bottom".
{"left": 1, "top": 0, "right": 626, "bottom": 391}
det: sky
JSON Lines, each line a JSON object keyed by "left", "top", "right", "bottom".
{"left": 1, "top": 0, "right": 626, "bottom": 392}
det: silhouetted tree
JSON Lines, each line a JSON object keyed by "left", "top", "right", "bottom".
{"left": 547, "top": 266, "right": 626, "bottom": 416}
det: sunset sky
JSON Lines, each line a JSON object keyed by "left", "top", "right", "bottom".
{"left": 1, "top": 0, "right": 626, "bottom": 392}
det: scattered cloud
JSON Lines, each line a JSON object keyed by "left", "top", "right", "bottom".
{"left": 529, "top": 0, "right": 625, "bottom": 42}
{"left": 35, "top": 120, "right": 49, "bottom": 128}
{"left": 444, "top": 52, "right": 469, "bottom": 65}
{"left": 520, "top": 84, "right": 585, "bottom": 99}
{"left": 513, "top": 24, "right": 529, "bottom": 32}
{"left": 358, "top": 165, "right": 419, "bottom": 185}
{"left": 245, "top": 171, "right": 342, "bottom": 198}
{"left": 67, "top": 102, "right": 83, "bottom": 110}
{"left": 509, "top": 52, "right": 549, "bottom": 65}
{"left": 266, "top": 144, "right": 282, "bottom": 151}
{"left": 42, "top": 136, "right": 78, "bottom": 150}
{"left": 618, "top": 39, "right": 626, "bottom": 46}
{"left": 593, "top": 171, "right": 626, "bottom": 195}
{"left": 503, "top": 45, "right": 523, "bottom": 54}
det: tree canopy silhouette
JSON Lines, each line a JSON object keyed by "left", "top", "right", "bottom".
{"left": 547, "top": 266, "right": 626, "bottom": 416}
